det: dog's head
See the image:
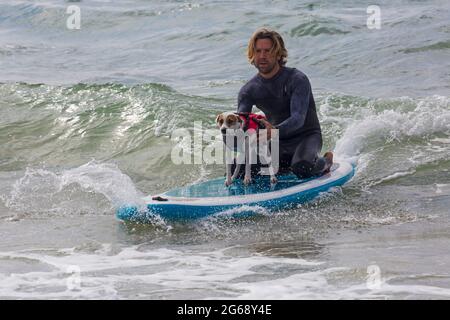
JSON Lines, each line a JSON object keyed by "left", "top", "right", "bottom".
{"left": 216, "top": 112, "right": 243, "bottom": 134}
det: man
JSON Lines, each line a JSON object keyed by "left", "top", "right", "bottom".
{"left": 237, "top": 27, "right": 333, "bottom": 179}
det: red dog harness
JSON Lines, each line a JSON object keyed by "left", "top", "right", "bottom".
{"left": 236, "top": 112, "right": 267, "bottom": 132}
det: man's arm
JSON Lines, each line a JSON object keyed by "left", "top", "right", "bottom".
{"left": 275, "top": 75, "right": 311, "bottom": 139}
{"left": 237, "top": 87, "right": 253, "bottom": 113}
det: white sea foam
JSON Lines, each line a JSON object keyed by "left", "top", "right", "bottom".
{"left": 435, "top": 183, "right": 450, "bottom": 194}
{"left": 3, "top": 161, "right": 145, "bottom": 216}
{"left": 1, "top": 244, "right": 449, "bottom": 299}
{"left": 365, "top": 169, "right": 417, "bottom": 189}
{"left": 0, "top": 245, "right": 319, "bottom": 299}
{"left": 334, "top": 95, "right": 450, "bottom": 159}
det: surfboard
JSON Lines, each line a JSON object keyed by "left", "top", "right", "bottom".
{"left": 116, "top": 161, "right": 355, "bottom": 222}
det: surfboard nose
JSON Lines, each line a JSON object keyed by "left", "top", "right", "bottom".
{"left": 116, "top": 205, "right": 138, "bottom": 220}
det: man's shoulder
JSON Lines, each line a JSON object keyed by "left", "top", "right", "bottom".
{"left": 285, "top": 67, "right": 309, "bottom": 83}
{"left": 239, "top": 74, "right": 260, "bottom": 95}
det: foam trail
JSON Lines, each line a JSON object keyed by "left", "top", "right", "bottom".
{"left": 365, "top": 169, "right": 417, "bottom": 189}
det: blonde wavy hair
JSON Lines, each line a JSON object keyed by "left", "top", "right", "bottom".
{"left": 247, "top": 28, "right": 288, "bottom": 66}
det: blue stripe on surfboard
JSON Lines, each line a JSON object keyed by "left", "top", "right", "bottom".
{"left": 116, "top": 162, "right": 355, "bottom": 222}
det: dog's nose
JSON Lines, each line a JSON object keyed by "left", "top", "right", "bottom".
{"left": 221, "top": 128, "right": 227, "bottom": 134}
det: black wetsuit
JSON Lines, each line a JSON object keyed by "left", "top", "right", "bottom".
{"left": 237, "top": 66, "right": 328, "bottom": 178}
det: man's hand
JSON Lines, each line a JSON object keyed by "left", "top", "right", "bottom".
{"left": 255, "top": 118, "right": 275, "bottom": 140}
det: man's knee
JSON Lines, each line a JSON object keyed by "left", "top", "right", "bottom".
{"left": 291, "top": 160, "right": 315, "bottom": 179}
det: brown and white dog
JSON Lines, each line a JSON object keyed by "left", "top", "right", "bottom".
{"left": 216, "top": 111, "right": 277, "bottom": 186}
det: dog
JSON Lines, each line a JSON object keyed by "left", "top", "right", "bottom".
{"left": 216, "top": 111, "right": 278, "bottom": 186}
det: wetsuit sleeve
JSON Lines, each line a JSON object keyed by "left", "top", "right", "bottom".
{"left": 237, "top": 86, "right": 253, "bottom": 113}
{"left": 275, "top": 75, "right": 311, "bottom": 139}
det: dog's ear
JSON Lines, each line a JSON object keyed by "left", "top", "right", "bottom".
{"left": 230, "top": 114, "right": 243, "bottom": 125}
{"left": 215, "top": 114, "right": 224, "bottom": 127}
{"left": 227, "top": 114, "right": 241, "bottom": 125}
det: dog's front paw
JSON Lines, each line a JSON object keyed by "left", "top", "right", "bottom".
{"left": 243, "top": 176, "right": 252, "bottom": 185}
{"left": 270, "top": 176, "right": 278, "bottom": 184}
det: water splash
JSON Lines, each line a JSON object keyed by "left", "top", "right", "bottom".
{"left": 333, "top": 95, "right": 450, "bottom": 159}
{"left": 3, "top": 161, "right": 144, "bottom": 216}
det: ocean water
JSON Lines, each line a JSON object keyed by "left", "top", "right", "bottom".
{"left": 1, "top": 0, "right": 450, "bottom": 299}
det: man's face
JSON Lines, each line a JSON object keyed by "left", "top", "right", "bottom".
{"left": 254, "top": 38, "right": 279, "bottom": 75}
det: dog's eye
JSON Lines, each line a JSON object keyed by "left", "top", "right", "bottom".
{"left": 218, "top": 119, "right": 224, "bottom": 125}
